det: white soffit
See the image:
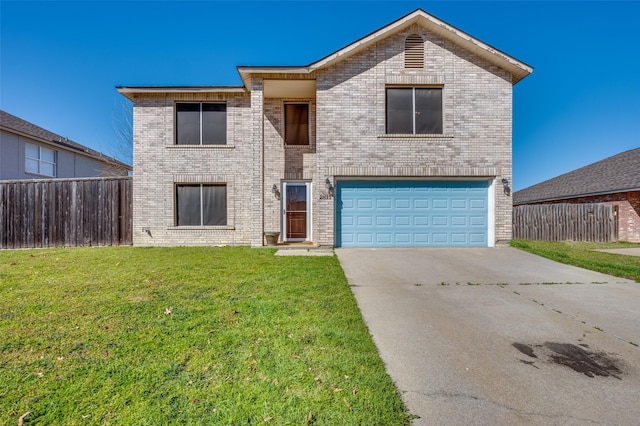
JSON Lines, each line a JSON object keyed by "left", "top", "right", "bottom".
{"left": 263, "top": 80, "right": 316, "bottom": 98}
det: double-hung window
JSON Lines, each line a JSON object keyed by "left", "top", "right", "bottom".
{"left": 176, "top": 102, "right": 226, "bottom": 145}
{"left": 176, "top": 184, "right": 227, "bottom": 226}
{"left": 25, "top": 143, "right": 56, "bottom": 177}
{"left": 386, "top": 87, "right": 443, "bottom": 134}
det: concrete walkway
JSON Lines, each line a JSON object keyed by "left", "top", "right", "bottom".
{"left": 336, "top": 247, "right": 640, "bottom": 425}
{"left": 595, "top": 248, "right": 640, "bottom": 257}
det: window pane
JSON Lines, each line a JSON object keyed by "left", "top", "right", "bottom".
{"left": 415, "top": 88, "right": 443, "bottom": 134}
{"left": 176, "top": 185, "right": 202, "bottom": 226}
{"left": 284, "top": 104, "right": 309, "bottom": 145}
{"left": 40, "top": 147, "right": 56, "bottom": 162}
{"left": 202, "top": 185, "right": 227, "bottom": 226}
{"left": 25, "top": 143, "right": 39, "bottom": 159}
{"left": 202, "top": 103, "right": 226, "bottom": 145}
{"left": 25, "top": 158, "right": 39, "bottom": 174}
{"left": 386, "top": 88, "right": 413, "bottom": 134}
{"left": 40, "top": 162, "right": 55, "bottom": 177}
{"left": 176, "top": 103, "right": 201, "bottom": 145}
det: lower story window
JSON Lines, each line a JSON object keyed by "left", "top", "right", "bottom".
{"left": 176, "top": 184, "right": 226, "bottom": 226}
{"left": 25, "top": 143, "right": 56, "bottom": 177}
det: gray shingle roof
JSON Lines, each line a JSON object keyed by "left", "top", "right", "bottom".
{"left": 0, "top": 110, "right": 131, "bottom": 169}
{"left": 513, "top": 148, "right": 640, "bottom": 204}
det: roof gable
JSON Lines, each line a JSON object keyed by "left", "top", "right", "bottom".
{"left": 309, "top": 9, "right": 532, "bottom": 83}
{"left": 237, "top": 8, "right": 532, "bottom": 87}
{"left": 514, "top": 148, "right": 640, "bottom": 204}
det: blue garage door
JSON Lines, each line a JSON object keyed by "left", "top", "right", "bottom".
{"left": 336, "top": 180, "right": 488, "bottom": 247}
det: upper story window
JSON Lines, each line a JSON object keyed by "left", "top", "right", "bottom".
{"left": 176, "top": 102, "right": 226, "bottom": 145}
{"left": 175, "top": 183, "right": 227, "bottom": 226}
{"left": 404, "top": 34, "right": 424, "bottom": 69}
{"left": 25, "top": 143, "right": 56, "bottom": 177}
{"left": 386, "top": 87, "right": 442, "bottom": 135}
{"left": 284, "top": 103, "right": 309, "bottom": 145}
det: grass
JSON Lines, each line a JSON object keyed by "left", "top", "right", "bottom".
{"left": 0, "top": 247, "right": 408, "bottom": 425}
{"left": 511, "top": 239, "right": 640, "bottom": 282}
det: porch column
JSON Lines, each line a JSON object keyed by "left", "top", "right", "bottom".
{"left": 250, "top": 78, "right": 265, "bottom": 247}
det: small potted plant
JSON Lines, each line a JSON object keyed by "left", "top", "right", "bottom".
{"left": 264, "top": 231, "right": 280, "bottom": 246}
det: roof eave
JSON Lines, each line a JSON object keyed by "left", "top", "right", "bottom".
{"left": 116, "top": 86, "right": 247, "bottom": 100}
{"left": 514, "top": 187, "right": 640, "bottom": 205}
{"left": 236, "top": 67, "right": 312, "bottom": 90}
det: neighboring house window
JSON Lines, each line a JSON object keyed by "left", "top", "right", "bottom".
{"left": 405, "top": 34, "right": 424, "bottom": 69}
{"left": 284, "top": 103, "right": 309, "bottom": 145}
{"left": 386, "top": 87, "right": 443, "bottom": 134}
{"left": 176, "top": 184, "right": 227, "bottom": 226}
{"left": 176, "top": 102, "right": 226, "bottom": 145}
{"left": 25, "top": 143, "right": 56, "bottom": 177}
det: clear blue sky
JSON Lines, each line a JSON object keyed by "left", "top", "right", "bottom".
{"left": 1, "top": 1, "right": 638, "bottom": 190}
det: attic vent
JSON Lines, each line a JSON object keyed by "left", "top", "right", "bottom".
{"left": 404, "top": 34, "right": 424, "bottom": 69}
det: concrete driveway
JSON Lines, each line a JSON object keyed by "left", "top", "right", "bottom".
{"left": 336, "top": 247, "right": 640, "bottom": 425}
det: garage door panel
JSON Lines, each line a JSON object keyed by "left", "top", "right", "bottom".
{"left": 451, "top": 216, "right": 467, "bottom": 226}
{"left": 357, "top": 199, "right": 373, "bottom": 209}
{"left": 470, "top": 233, "right": 487, "bottom": 244}
{"left": 433, "top": 199, "right": 448, "bottom": 209}
{"left": 336, "top": 180, "right": 489, "bottom": 247}
{"left": 433, "top": 216, "right": 448, "bottom": 226}
{"left": 414, "top": 233, "right": 429, "bottom": 243}
{"left": 395, "top": 233, "right": 411, "bottom": 244}
{"left": 376, "top": 233, "right": 392, "bottom": 244}
{"left": 376, "top": 199, "right": 392, "bottom": 209}
{"left": 470, "top": 216, "right": 486, "bottom": 226}
{"left": 414, "top": 199, "right": 429, "bottom": 209}
{"left": 414, "top": 216, "right": 429, "bottom": 226}
{"left": 470, "top": 199, "right": 486, "bottom": 209}
{"left": 377, "top": 216, "right": 392, "bottom": 226}
{"left": 395, "top": 199, "right": 411, "bottom": 209}
{"left": 451, "top": 199, "right": 467, "bottom": 209}
{"left": 395, "top": 216, "right": 411, "bottom": 226}
{"left": 432, "top": 233, "right": 448, "bottom": 244}
{"left": 357, "top": 216, "right": 373, "bottom": 226}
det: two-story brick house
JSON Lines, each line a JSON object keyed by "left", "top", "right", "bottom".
{"left": 117, "top": 9, "right": 532, "bottom": 247}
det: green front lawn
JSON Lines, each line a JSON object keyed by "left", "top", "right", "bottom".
{"left": 0, "top": 247, "right": 408, "bottom": 425}
{"left": 511, "top": 240, "right": 640, "bottom": 282}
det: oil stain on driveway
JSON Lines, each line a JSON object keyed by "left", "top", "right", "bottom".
{"left": 336, "top": 247, "right": 640, "bottom": 426}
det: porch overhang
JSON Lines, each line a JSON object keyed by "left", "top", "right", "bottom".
{"left": 263, "top": 79, "right": 316, "bottom": 99}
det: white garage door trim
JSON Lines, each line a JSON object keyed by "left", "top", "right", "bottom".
{"left": 336, "top": 178, "right": 496, "bottom": 247}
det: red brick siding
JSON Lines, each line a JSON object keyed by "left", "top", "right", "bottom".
{"left": 516, "top": 191, "right": 640, "bottom": 242}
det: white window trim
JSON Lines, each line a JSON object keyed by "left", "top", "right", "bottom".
{"left": 25, "top": 142, "right": 56, "bottom": 177}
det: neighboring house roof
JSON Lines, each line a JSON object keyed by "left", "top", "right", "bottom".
{"left": 0, "top": 110, "right": 131, "bottom": 170}
{"left": 514, "top": 148, "right": 640, "bottom": 204}
{"left": 118, "top": 8, "right": 533, "bottom": 99}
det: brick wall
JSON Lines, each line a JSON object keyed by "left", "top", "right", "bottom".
{"left": 130, "top": 23, "right": 516, "bottom": 246}
{"left": 314, "top": 24, "right": 513, "bottom": 245}
{"left": 130, "top": 93, "right": 253, "bottom": 246}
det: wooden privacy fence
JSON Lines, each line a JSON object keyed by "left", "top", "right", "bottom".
{"left": 513, "top": 203, "right": 618, "bottom": 242}
{"left": 0, "top": 177, "right": 132, "bottom": 249}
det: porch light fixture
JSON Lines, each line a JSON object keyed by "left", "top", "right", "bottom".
{"left": 325, "top": 178, "right": 334, "bottom": 197}
{"left": 501, "top": 178, "right": 511, "bottom": 196}
{"left": 271, "top": 184, "right": 281, "bottom": 199}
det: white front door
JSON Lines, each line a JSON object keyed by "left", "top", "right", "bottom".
{"left": 282, "top": 181, "right": 312, "bottom": 242}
